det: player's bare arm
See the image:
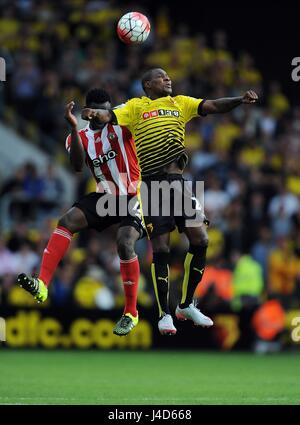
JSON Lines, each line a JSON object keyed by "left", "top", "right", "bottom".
{"left": 65, "top": 101, "right": 85, "bottom": 172}
{"left": 201, "top": 90, "right": 258, "bottom": 114}
{"left": 81, "top": 107, "right": 113, "bottom": 124}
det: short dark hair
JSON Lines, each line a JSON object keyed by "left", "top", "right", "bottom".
{"left": 85, "top": 88, "right": 111, "bottom": 106}
{"left": 141, "top": 68, "right": 158, "bottom": 92}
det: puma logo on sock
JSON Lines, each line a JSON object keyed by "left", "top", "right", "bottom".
{"left": 158, "top": 276, "right": 169, "bottom": 284}
{"left": 193, "top": 267, "right": 204, "bottom": 274}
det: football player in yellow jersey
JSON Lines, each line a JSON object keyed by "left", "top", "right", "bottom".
{"left": 81, "top": 68, "right": 258, "bottom": 335}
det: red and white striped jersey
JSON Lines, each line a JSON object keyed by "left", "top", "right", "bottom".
{"left": 66, "top": 124, "right": 140, "bottom": 195}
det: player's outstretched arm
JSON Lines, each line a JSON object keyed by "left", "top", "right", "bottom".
{"left": 81, "top": 108, "right": 113, "bottom": 124}
{"left": 65, "top": 101, "right": 85, "bottom": 172}
{"left": 200, "top": 90, "right": 258, "bottom": 114}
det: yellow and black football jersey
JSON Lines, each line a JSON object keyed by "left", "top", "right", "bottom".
{"left": 113, "top": 95, "right": 204, "bottom": 176}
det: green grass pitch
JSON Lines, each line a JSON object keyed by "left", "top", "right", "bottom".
{"left": 0, "top": 350, "right": 299, "bottom": 405}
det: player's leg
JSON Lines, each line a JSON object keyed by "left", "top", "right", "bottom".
{"left": 175, "top": 225, "right": 213, "bottom": 327}
{"left": 179, "top": 224, "right": 208, "bottom": 308}
{"left": 151, "top": 233, "right": 171, "bottom": 316}
{"left": 151, "top": 233, "right": 177, "bottom": 335}
{"left": 113, "top": 225, "right": 141, "bottom": 336}
{"left": 18, "top": 192, "right": 110, "bottom": 301}
{"left": 139, "top": 176, "right": 177, "bottom": 334}
{"left": 38, "top": 207, "right": 88, "bottom": 286}
{"left": 18, "top": 207, "right": 88, "bottom": 302}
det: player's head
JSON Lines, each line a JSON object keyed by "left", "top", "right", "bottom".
{"left": 85, "top": 88, "right": 111, "bottom": 128}
{"left": 141, "top": 68, "right": 172, "bottom": 98}
{"left": 85, "top": 88, "right": 111, "bottom": 109}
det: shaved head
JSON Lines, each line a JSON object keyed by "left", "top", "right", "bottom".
{"left": 141, "top": 68, "right": 172, "bottom": 98}
{"left": 141, "top": 68, "right": 158, "bottom": 92}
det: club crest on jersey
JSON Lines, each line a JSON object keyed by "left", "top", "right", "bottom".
{"left": 142, "top": 109, "right": 179, "bottom": 120}
{"left": 108, "top": 132, "right": 117, "bottom": 141}
{"left": 95, "top": 133, "right": 117, "bottom": 143}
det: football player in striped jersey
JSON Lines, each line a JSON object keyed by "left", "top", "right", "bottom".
{"left": 18, "top": 88, "right": 145, "bottom": 336}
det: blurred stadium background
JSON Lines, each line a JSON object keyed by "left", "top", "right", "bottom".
{"left": 0, "top": 0, "right": 300, "bottom": 405}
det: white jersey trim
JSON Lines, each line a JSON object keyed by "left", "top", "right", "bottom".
{"left": 85, "top": 126, "right": 112, "bottom": 194}
{"left": 101, "top": 126, "right": 128, "bottom": 195}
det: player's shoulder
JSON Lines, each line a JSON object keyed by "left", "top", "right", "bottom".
{"left": 129, "top": 96, "right": 147, "bottom": 104}
{"left": 173, "top": 95, "right": 186, "bottom": 100}
{"left": 113, "top": 97, "right": 143, "bottom": 109}
{"left": 66, "top": 125, "right": 89, "bottom": 138}
{"left": 77, "top": 124, "right": 90, "bottom": 134}
{"left": 173, "top": 95, "right": 203, "bottom": 110}
{"left": 112, "top": 123, "right": 132, "bottom": 139}
{"left": 65, "top": 125, "right": 89, "bottom": 150}
{"left": 173, "top": 94, "right": 195, "bottom": 102}
{"left": 113, "top": 103, "right": 127, "bottom": 110}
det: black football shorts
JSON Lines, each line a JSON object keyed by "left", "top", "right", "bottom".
{"left": 73, "top": 192, "right": 146, "bottom": 238}
{"left": 138, "top": 173, "right": 209, "bottom": 239}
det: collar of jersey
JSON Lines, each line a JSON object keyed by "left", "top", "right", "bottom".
{"left": 144, "top": 95, "right": 171, "bottom": 102}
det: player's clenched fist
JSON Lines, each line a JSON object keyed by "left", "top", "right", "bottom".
{"left": 64, "top": 101, "right": 78, "bottom": 128}
{"left": 242, "top": 90, "right": 259, "bottom": 104}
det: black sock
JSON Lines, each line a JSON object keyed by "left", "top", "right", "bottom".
{"left": 151, "top": 252, "right": 170, "bottom": 317}
{"left": 179, "top": 244, "right": 207, "bottom": 309}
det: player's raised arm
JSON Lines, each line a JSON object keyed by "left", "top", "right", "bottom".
{"left": 200, "top": 90, "right": 258, "bottom": 115}
{"left": 81, "top": 108, "right": 113, "bottom": 124}
{"left": 65, "top": 101, "right": 85, "bottom": 172}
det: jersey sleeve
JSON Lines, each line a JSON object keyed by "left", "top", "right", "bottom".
{"left": 176, "top": 95, "right": 205, "bottom": 123}
{"left": 65, "top": 134, "right": 71, "bottom": 153}
{"left": 120, "top": 125, "right": 132, "bottom": 140}
{"left": 112, "top": 100, "right": 136, "bottom": 132}
{"left": 65, "top": 131, "right": 84, "bottom": 153}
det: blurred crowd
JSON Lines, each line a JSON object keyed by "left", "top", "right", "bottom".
{"left": 0, "top": 0, "right": 300, "bottom": 343}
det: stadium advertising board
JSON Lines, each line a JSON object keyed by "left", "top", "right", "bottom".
{"left": 1, "top": 307, "right": 299, "bottom": 350}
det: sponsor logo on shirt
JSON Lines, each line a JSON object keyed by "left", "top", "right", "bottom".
{"left": 93, "top": 150, "right": 117, "bottom": 165}
{"left": 142, "top": 109, "right": 180, "bottom": 120}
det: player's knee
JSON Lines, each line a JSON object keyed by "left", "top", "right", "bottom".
{"left": 58, "top": 208, "right": 87, "bottom": 234}
{"left": 150, "top": 233, "right": 170, "bottom": 253}
{"left": 153, "top": 245, "right": 170, "bottom": 254}
{"left": 152, "top": 242, "right": 170, "bottom": 254}
{"left": 57, "top": 214, "right": 76, "bottom": 234}
{"left": 189, "top": 231, "right": 209, "bottom": 248}
{"left": 200, "top": 233, "right": 209, "bottom": 248}
{"left": 58, "top": 215, "right": 70, "bottom": 229}
{"left": 117, "top": 230, "right": 136, "bottom": 260}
